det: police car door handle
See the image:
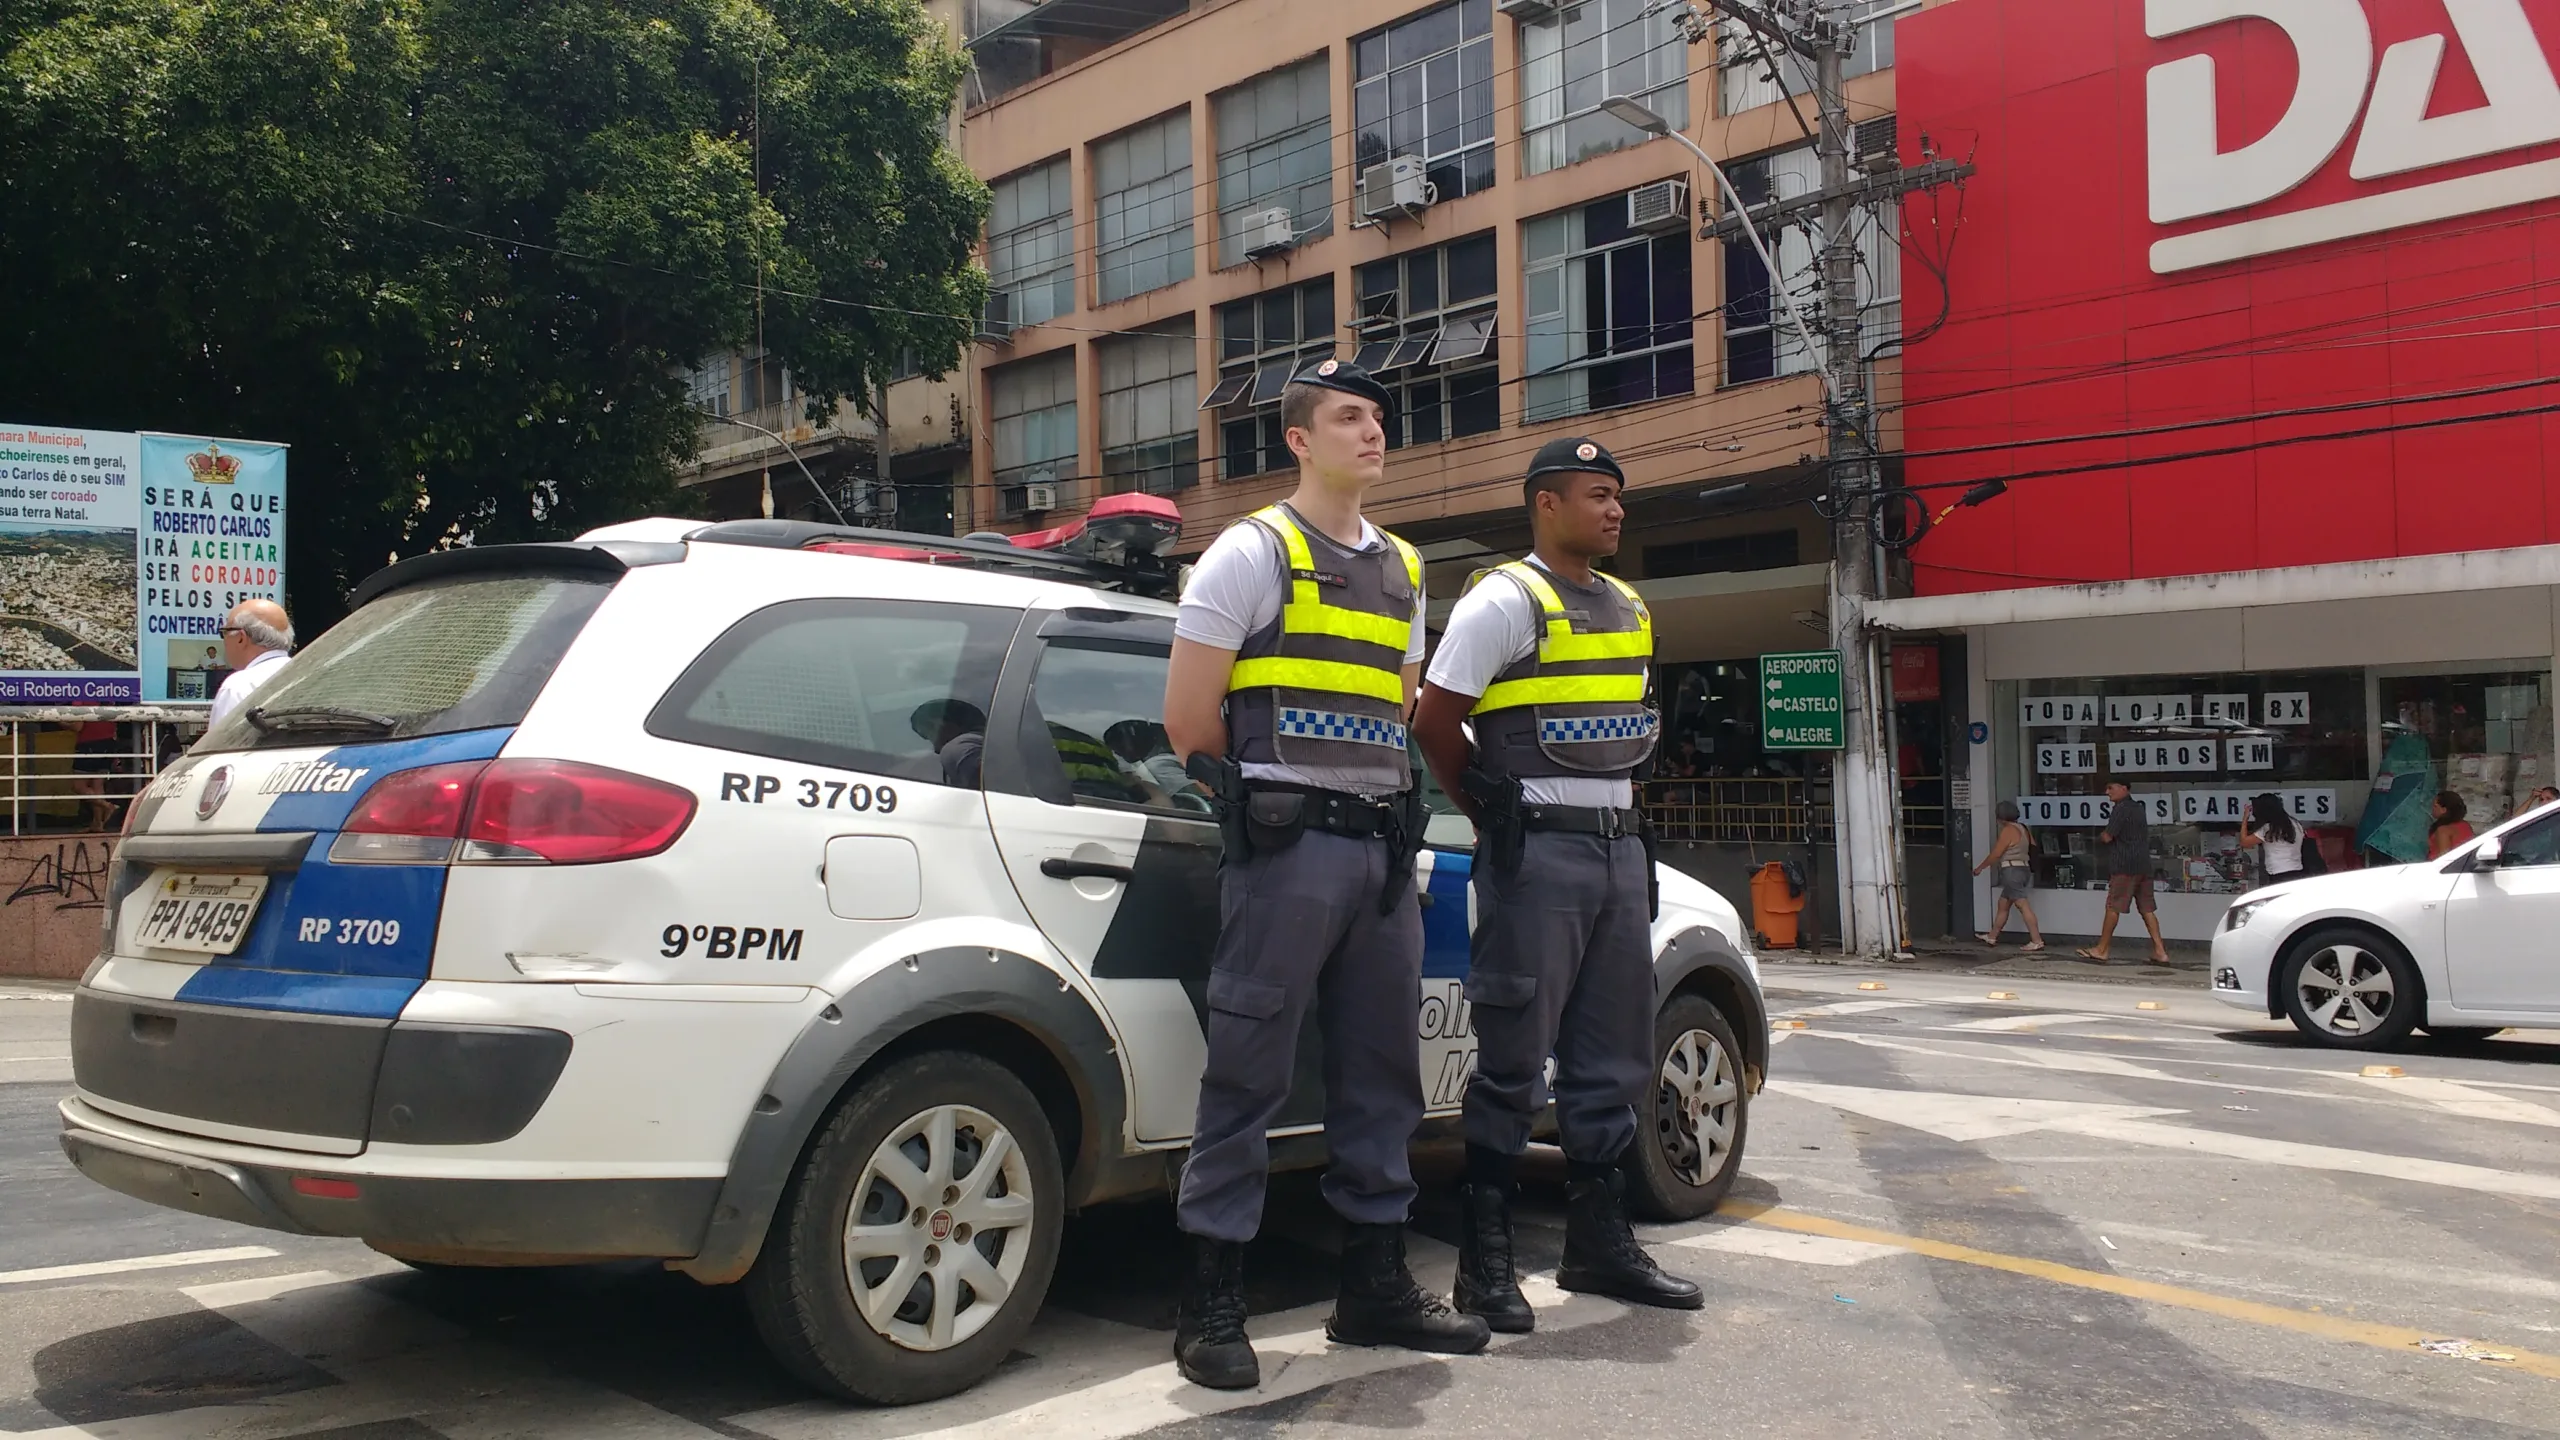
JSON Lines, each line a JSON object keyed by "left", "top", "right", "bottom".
{"left": 1041, "top": 858, "right": 1136, "bottom": 884}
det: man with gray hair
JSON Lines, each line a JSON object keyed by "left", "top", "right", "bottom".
{"left": 208, "top": 598, "right": 294, "bottom": 729}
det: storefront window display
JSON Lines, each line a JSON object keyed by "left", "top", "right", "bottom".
{"left": 1992, "top": 669, "right": 2369, "bottom": 900}
{"left": 2369, "top": 670, "right": 2555, "bottom": 856}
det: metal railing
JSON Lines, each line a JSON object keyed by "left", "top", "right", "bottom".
{"left": 0, "top": 720, "right": 179, "bottom": 837}
{"left": 1640, "top": 777, "right": 1834, "bottom": 845}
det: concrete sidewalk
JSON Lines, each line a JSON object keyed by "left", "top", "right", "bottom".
{"left": 1762, "top": 934, "right": 2212, "bottom": 986}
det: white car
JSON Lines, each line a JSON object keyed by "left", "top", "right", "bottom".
{"left": 2209, "top": 800, "right": 2560, "bottom": 1048}
{"left": 59, "top": 502, "right": 1767, "bottom": 1405}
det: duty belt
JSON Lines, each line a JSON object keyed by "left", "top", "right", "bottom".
{"left": 1249, "top": 782, "right": 1405, "bottom": 839}
{"left": 1517, "top": 803, "right": 1645, "bottom": 839}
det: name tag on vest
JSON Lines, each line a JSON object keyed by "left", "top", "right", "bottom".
{"left": 1291, "top": 567, "right": 1351, "bottom": 588}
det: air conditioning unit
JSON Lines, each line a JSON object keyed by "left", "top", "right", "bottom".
{"left": 1855, "top": 115, "right": 1901, "bottom": 171}
{"left": 975, "top": 289, "right": 1014, "bottom": 344}
{"left": 1495, "top": 0, "right": 1557, "bottom": 19}
{"left": 1024, "top": 479, "right": 1059, "bottom": 512}
{"left": 1627, "top": 177, "right": 1691, "bottom": 236}
{"left": 1245, "top": 206, "right": 1296, "bottom": 258}
{"left": 1359, "top": 156, "right": 1432, "bottom": 220}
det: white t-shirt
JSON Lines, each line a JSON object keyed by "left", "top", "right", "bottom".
{"left": 1177, "top": 515, "right": 1426, "bottom": 796}
{"left": 1424, "top": 557, "right": 1635, "bottom": 809}
{"left": 209, "top": 649, "right": 291, "bottom": 730}
{"left": 2255, "top": 823, "right": 2305, "bottom": 877}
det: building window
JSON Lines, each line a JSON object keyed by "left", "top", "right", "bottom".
{"left": 1719, "top": 0, "right": 1896, "bottom": 116}
{"left": 1522, "top": 191, "right": 1694, "bottom": 424}
{"left": 1721, "top": 141, "right": 1899, "bottom": 386}
{"left": 1100, "top": 320, "right": 1200, "bottom": 496}
{"left": 1353, "top": 0, "right": 1495, "bottom": 206}
{"left": 1215, "top": 58, "right": 1333, "bottom": 269}
{"left": 988, "top": 157, "right": 1076, "bottom": 330}
{"left": 1094, "top": 110, "right": 1196, "bottom": 304}
{"left": 1521, "top": 0, "right": 1691, "bottom": 176}
{"left": 1353, "top": 232, "right": 1499, "bottom": 449}
{"left": 990, "top": 349, "right": 1078, "bottom": 516}
{"left": 737, "top": 354, "right": 789, "bottom": 415}
{"left": 686, "top": 357, "right": 733, "bottom": 417}
{"left": 1209, "top": 278, "right": 1337, "bottom": 481}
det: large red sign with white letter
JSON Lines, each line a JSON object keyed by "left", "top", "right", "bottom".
{"left": 1898, "top": 0, "right": 2560, "bottom": 595}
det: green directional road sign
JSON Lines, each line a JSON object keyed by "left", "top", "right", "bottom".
{"left": 1761, "top": 650, "right": 1844, "bottom": 750}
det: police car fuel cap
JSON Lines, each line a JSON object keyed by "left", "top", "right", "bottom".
{"left": 1527, "top": 436, "right": 1626, "bottom": 484}
{"left": 1289, "top": 356, "right": 1394, "bottom": 413}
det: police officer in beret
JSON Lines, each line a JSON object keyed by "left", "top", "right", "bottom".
{"left": 1162, "top": 358, "right": 1490, "bottom": 1389}
{"left": 1413, "top": 436, "right": 1704, "bottom": 1330}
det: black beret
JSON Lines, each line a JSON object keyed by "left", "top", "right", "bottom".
{"left": 1288, "top": 356, "right": 1394, "bottom": 414}
{"left": 1526, "top": 436, "right": 1626, "bottom": 485}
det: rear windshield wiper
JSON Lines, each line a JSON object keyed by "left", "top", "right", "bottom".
{"left": 243, "top": 705, "right": 397, "bottom": 736}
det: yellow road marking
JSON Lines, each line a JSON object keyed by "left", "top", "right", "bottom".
{"left": 1717, "top": 1201, "right": 2559, "bottom": 1379}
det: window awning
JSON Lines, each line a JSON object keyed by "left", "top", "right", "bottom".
{"left": 968, "top": 0, "right": 1190, "bottom": 50}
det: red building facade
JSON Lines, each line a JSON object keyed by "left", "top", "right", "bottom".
{"left": 1882, "top": 0, "right": 2560, "bottom": 942}
{"left": 1899, "top": 0, "right": 2560, "bottom": 591}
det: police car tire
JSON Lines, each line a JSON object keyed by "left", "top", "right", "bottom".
{"left": 1624, "top": 995, "right": 1748, "bottom": 1223}
{"left": 744, "top": 1051, "right": 1065, "bottom": 1405}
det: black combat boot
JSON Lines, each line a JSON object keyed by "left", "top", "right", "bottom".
{"left": 1453, "top": 1182, "right": 1535, "bottom": 1333}
{"left": 1557, "top": 1168, "right": 1704, "bottom": 1310}
{"left": 1327, "top": 1223, "right": 1494, "bottom": 1353}
{"left": 1174, "top": 1233, "right": 1260, "bottom": 1390}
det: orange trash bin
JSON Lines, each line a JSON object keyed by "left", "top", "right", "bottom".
{"left": 1751, "top": 861, "right": 1805, "bottom": 949}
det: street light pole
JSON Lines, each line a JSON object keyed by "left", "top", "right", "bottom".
{"left": 1598, "top": 97, "right": 1828, "bottom": 399}
{"left": 1604, "top": 67, "right": 1910, "bottom": 957}
{"left": 690, "top": 407, "right": 851, "bottom": 528}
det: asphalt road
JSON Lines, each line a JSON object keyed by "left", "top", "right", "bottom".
{"left": 7, "top": 964, "right": 2560, "bottom": 1438}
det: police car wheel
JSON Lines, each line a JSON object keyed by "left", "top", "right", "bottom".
{"left": 1624, "top": 996, "right": 1747, "bottom": 1222}
{"left": 745, "top": 1051, "right": 1064, "bottom": 1405}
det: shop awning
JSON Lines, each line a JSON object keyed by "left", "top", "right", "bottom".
{"left": 1867, "top": 544, "right": 2560, "bottom": 632}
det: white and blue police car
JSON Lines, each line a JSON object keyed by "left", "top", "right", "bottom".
{"left": 60, "top": 497, "right": 1766, "bottom": 1404}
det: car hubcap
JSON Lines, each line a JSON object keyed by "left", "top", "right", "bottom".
{"left": 2299, "top": 944, "right": 2396, "bottom": 1036}
{"left": 1657, "top": 1029, "right": 1740, "bottom": 1186}
{"left": 842, "top": 1104, "right": 1035, "bottom": 1352}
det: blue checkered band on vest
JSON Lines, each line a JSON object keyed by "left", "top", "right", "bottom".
{"left": 1275, "top": 707, "right": 1411, "bottom": 750}
{"left": 1539, "top": 713, "right": 1659, "bottom": 746}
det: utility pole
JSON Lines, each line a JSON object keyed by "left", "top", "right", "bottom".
{"left": 875, "top": 378, "right": 894, "bottom": 530}
{"left": 1677, "top": 0, "right": 1971, "bottom": 956}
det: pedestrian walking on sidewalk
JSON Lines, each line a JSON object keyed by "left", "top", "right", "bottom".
{"left": 1972, "top": 801, "right": 2045, "bottom": 952}
{"left": 2082, "top": 781, "right": 2170, "bottom": 966}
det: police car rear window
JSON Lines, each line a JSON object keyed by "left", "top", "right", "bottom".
{"left": 646, "top": 598, "right": 1017, "bottom": 786}
{"left": 200, "top": 572, "right": 611, "bottom": 751}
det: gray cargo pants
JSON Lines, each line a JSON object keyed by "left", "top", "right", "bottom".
{"left": 1462, "top": 830, "right": 1653, "bottom": 1164}
{"left": 1176, "top": 828, "right": 1425, "bottom": 1242}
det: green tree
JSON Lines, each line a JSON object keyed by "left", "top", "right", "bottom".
{"left": 0, "top": 0, "right": 985, "bottom": 625}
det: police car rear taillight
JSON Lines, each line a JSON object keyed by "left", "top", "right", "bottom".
{"left": 330, "top": 759, "right": 695, "bottom": 866}
{"left": 330, "top": 761, "right": 489, "bottom": 864}
{"left": 458, "top": 760, "right": 697, "bottom": 865}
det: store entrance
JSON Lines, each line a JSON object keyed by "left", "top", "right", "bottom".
{"left": 1891, "top": 640, "right": 1967, "bottom": 942}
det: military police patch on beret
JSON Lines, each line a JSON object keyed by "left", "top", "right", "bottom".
{"left": 1317, "top": 359, "right": 1340, "bottom": 377}
{"left": 1526, "top": 435, "right": 1627, "bottom": 485}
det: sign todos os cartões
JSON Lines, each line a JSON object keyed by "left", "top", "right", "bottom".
{"left": 0, "top": 421, "right": 286, "bottom": 705}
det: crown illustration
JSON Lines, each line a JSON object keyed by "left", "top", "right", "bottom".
{"left": 185, "top": 445, "right": 240, "bottom": 484}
